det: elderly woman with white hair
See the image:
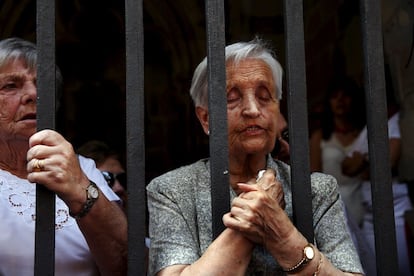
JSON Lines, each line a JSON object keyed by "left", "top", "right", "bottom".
{"left": 147, "top": 38, "right": 364, "bottom": 275}
{"left": 0, "top": 37, "right": 127, "bottom": 275}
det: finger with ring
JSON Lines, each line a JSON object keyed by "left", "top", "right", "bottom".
{"left": 33, "top": 159, "right": 44, "bottom": 172}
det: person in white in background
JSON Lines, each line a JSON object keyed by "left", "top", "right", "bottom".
{"left": 342, "top": 110, "right": 413, "bottom": 276}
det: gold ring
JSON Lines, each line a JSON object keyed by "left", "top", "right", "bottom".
{"left": 33, "top": 159, "right": 44, "bottom": 172}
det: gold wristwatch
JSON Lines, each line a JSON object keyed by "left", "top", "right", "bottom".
{"left": 283, "top": 243, "right": 315, "bottom": 274}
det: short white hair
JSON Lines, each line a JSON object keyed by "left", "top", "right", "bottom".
{"left": 190, "top": 38, "right": 283, "bottom": 108}
{"left": 0, "top": 37, "right": 37, "bottom": 72}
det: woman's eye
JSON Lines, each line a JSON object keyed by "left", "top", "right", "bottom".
{"left": 227, "top": 89, "right": 241, "bottom": 103}
{"left": 0, "top": 82, "right": 17, "bottom": 91}
{"left": 257, "top": 88, "right": 272, "bottom": 101}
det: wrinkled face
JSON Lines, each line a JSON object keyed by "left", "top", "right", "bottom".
{"left": 0, "top": 59, "right": 37, "bottom": 142}
{"left": 226, "top": 59, "right": 280, "bottom": 157}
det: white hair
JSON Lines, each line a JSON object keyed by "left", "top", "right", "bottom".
{"left": 190, "top": 38, "right": 283, "bottom": 108}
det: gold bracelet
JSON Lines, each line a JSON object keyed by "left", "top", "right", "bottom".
{"left": 313, "top": 252, "right": 323, "bottom": 276}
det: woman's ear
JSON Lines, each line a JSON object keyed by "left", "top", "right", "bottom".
{"left": 195, "top": 106, "right": 209, "bottom": 135}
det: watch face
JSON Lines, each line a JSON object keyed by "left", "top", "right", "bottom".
{"left": 88, "top": 185, "right": 99, "bottom": 199}
{"left": 304, "top": 246, "right": 315, "bottom": 260}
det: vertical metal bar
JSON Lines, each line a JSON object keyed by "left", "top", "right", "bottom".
{"left": 282, "top": 0, "right": 314, "bottom": 242}
{"left": 205, "top": 0, "right": 229, "bottom": 239}
{"left": 359, "top": 0, "right": 398, "bottom": 274}
{"left": 125, "top": 0, "right": 146, "bottom": 274}
{"left": 35, "top": 0, "right": 56, "bottom": 275}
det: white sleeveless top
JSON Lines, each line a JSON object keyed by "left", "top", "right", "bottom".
{"left": 350, "top": 112, "right": 413, "bottom": 214}
{"left": 0, "top": 155, "right": 119, "bottom": 276}
{"left": 321, "top": 134, "right": 364, "bottom": 225}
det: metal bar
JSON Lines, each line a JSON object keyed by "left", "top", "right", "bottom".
{"left": 282, "top": 0, "right": 314, "bottom": 242}
{"left": 359, "top": 0, "right": 399, "bottom": 274}
{"left": 205, "top": 0, "right": 229, "bottom": 239}
{"left": 125, "top": 0, "right": 146, "bottom": 274}
{"left": 35, "top": 0, "right": 56, "bottom": 275}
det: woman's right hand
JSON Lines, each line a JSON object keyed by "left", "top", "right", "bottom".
{"left": 223, "top": 169, "right": 291, "bottom": 246}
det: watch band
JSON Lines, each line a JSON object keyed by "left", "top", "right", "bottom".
{"left": 283, "top": 243, "right": 315, "bottom": 274}
{"left": 69, "top": 180, "right": 99, "bottom": 219}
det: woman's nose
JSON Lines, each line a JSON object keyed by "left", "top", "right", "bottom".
{"left": 242, "top": 94, "right": 260, "bottom": 117}
{"left": 21, "top": 81, "right": 37, "bottom": 104}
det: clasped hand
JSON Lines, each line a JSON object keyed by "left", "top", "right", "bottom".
{"left": 223, "top": 169, "right": 292, "bottom": 247}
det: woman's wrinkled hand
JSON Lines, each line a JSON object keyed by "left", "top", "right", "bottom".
{"left": 254, "top": 169, "right": 285, "bottom": 209}
{"left": 223, "top": 169, "right": 293, "bottom": 247}
{"left": 26, "top": 129, "right": 89, "bottom": 204}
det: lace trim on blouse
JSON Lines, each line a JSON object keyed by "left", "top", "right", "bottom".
{"left": 0, "top": 170, "right": 76, "bottom": 230}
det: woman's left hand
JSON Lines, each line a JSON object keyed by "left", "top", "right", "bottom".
{"left": 26, "top": 129, "right": 89, "bottom": 205}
